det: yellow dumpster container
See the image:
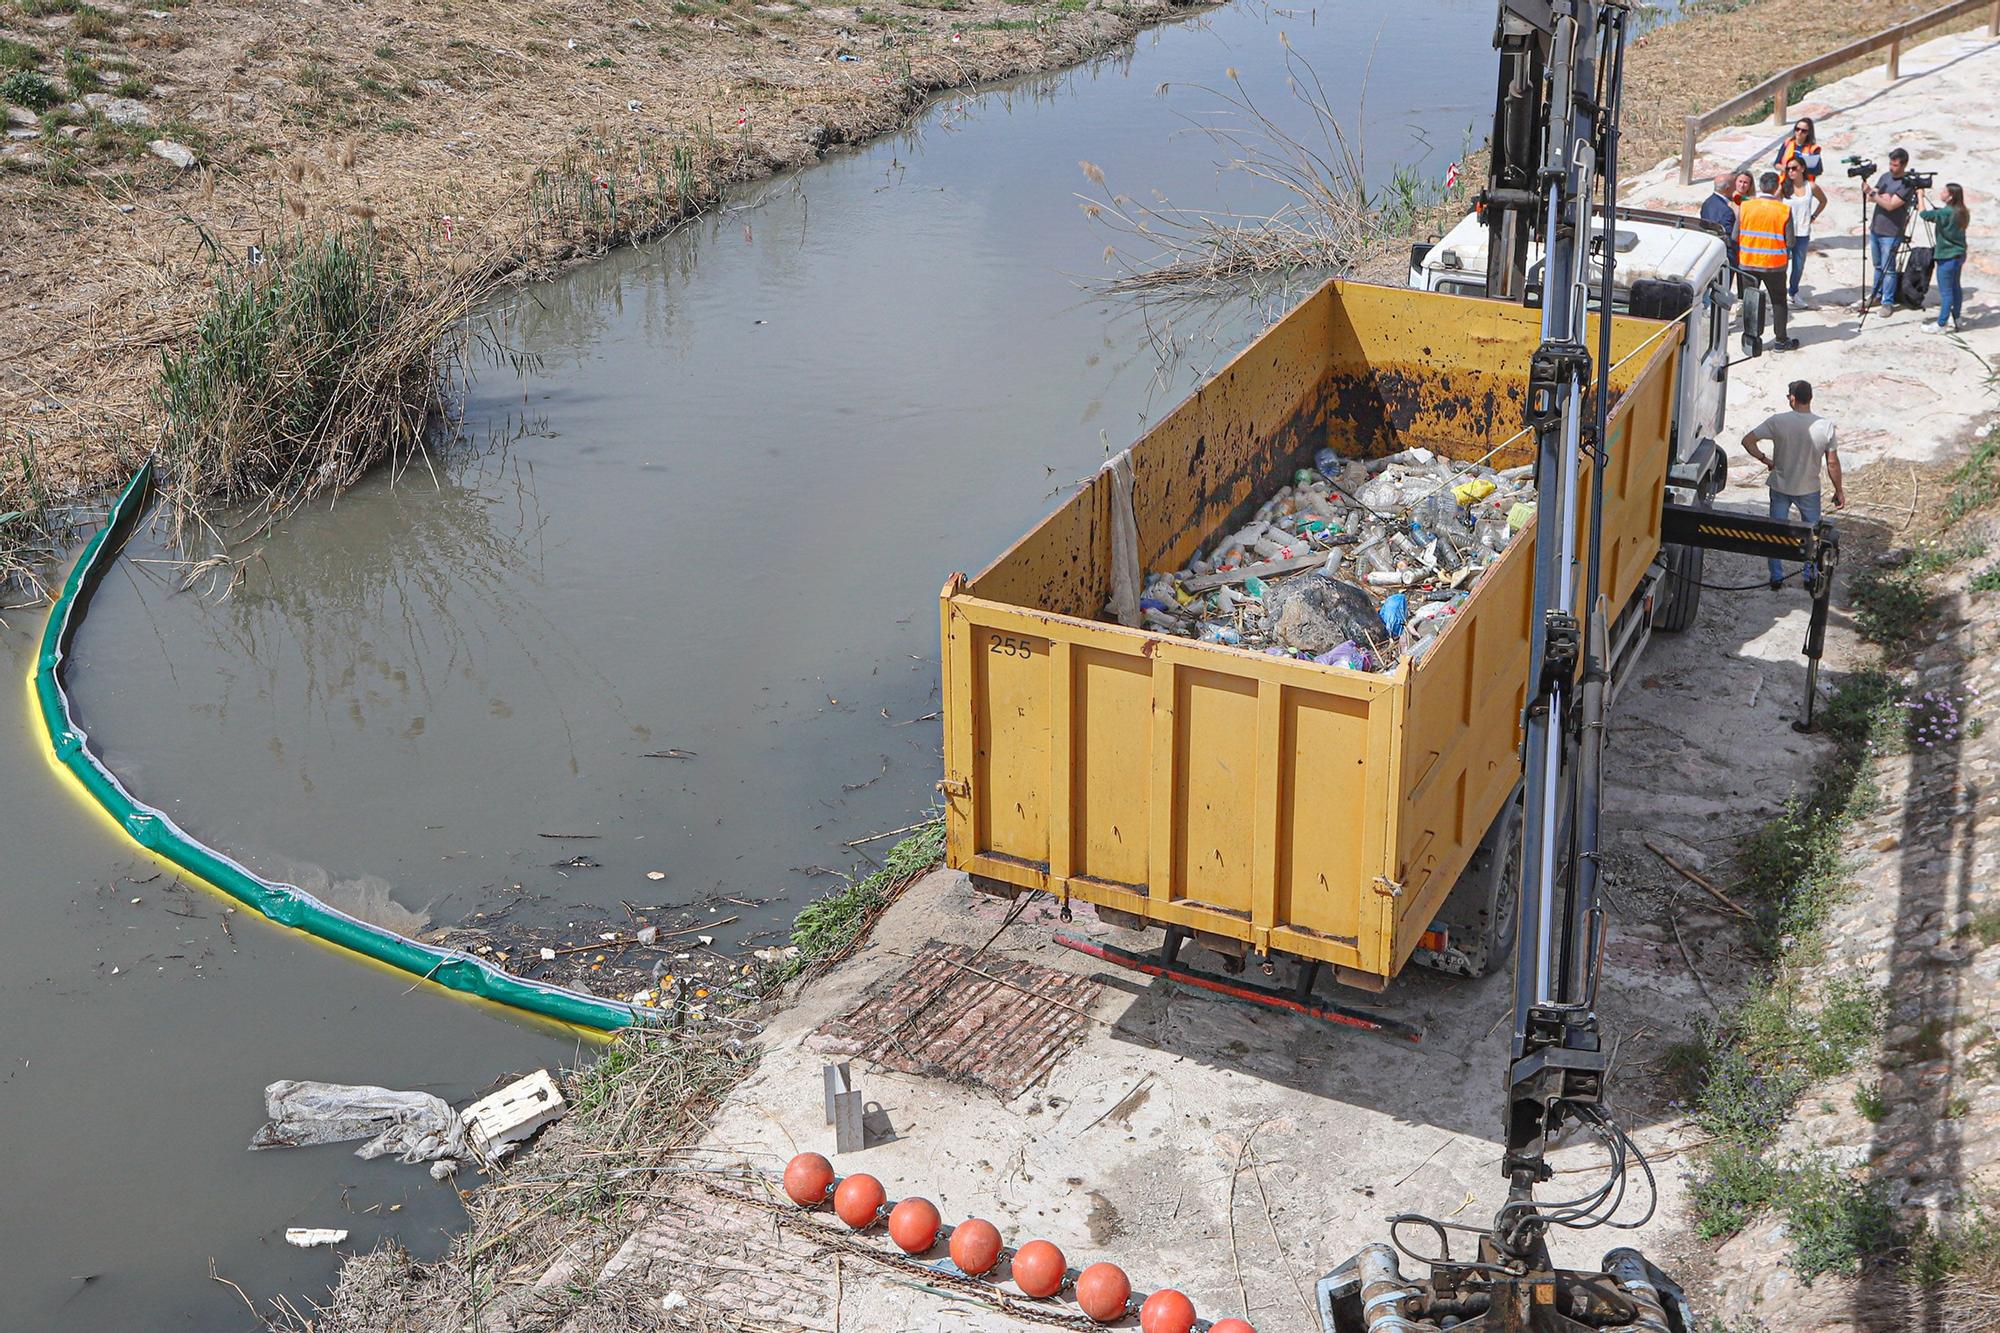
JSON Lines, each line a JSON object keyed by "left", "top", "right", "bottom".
{"left": 939, "top": 279, "right": 1682, "bottom": 990}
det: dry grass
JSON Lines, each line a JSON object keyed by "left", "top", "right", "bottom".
{"left": 0, "top": 0, "right": 1206, "bottom": 581}
{"left": 287, "top": 1026, "right": 759, "bottom": 1333}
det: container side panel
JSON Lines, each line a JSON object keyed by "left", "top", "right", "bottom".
{"left": 1393, "top": 528, "right": 1531, "bottom": 939}
{"left": 1128, "top": 288, "right": 1337, "bottom": 577}
{"left": 1071, "top": 647, "right": 1154, "bottom": 888}
{"left": 1171, "top": 667, "right": 1261, "bottom": 917}
{"left": 1322, "top": 286, "right": 1536, "bottom": 462}
{"left": 973, "top": 625, "right": 1054, "bottom": 868}
{"left": 966, "top": 469, "right": 1111, "bottom": 620}
{"left": 1274, "top": 689, "right": 1376, "bottom": 946}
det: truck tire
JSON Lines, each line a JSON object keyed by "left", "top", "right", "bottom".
{"left": 1655, "top": 540, "right": 1705, "bottom": 632}
{"left": 1657, "top": 471, "right": 1719, "bottom": 633}
{"left": 1416, "top": 794, "right": 1521, "bottom": 979}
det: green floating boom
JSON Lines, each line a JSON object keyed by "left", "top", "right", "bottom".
{"left": 32, "top": 462, "right": 650, "bottom": 1033}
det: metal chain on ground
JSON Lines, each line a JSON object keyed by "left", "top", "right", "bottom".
{"left": 692, "top": 1176, "right": 1107, "bottom": 1331}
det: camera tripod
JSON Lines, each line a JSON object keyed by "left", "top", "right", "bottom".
{"left": 1856, "top": 178, "right": 1879, "bottom": 325}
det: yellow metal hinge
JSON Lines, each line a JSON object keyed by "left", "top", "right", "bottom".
{"left": 937, "top": 777, "right": 970, "bottom": 799}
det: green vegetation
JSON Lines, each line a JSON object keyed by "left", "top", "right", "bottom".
{"left": 69, "top": 5, "right": 113, "bottom": 40}
{"left": 1852, "top": 1079, "right": 1887, "bottom": 1122}
{"left": 1904, "top": 1202, "right": 1998, "bottom": 1286}
{"left": 0, "top": 439, "right": 70, "bottom": 595}
{"left": 154, "top": 226, "right": 464, "bottom": 514}
{"left": 1781, "top": 1158, "right": 1898, "bottom": 1281}
{"left": 780, "top": 818, "right": 946, "bottom": 982}
{"left": 62, "top": 52, "right": 97, "bottom": 97}
{"left": 0, "top": 35, "right": 42, "bottom": 71}
{"left": 0, "top": 68, "right": 59, "bottom": 110}
{"left": 1683, "top": 671, "right": 1898, "bottom": 1279}
{"left": 1848, "top": 564, "right": 1939, "bottom": 648}
{"left": 526, "top": 129, "right": 712, "bottom": 244}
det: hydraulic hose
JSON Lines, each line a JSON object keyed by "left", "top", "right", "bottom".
{"left": 31, "top": 463, "right": 650, "bottom": 1034}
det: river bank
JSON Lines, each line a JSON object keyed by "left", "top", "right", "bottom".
{"left": 1, "top": 0, "right": 1986, "bottom": 584}
{"left": 2, "top": 0, "right": 1220, "bottom": 578}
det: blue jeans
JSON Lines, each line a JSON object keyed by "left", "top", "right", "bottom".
{"left": 1936, "top": 255, "right": 1965, "bottom": 327}
{"left": 1787, "top": 235, "right": 1808, "bottom": 296}
{"left": 1769, "top": 489, "right": 1823, "bottom": 585}
{"left": 1870, "top": 233, "right": 1902, "bottom": 307}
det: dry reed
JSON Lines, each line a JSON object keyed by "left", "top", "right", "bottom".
{"left": 1078, "top": 38, "right": 1465, "bottom": 296}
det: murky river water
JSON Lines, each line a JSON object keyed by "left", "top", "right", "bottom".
{"left": 2, "top": 0, "right": 1683, "bottom": 1325}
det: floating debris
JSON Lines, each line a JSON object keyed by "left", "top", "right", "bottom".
{"left": 1113, "top": 445, "right": 1533, "bottom": 671}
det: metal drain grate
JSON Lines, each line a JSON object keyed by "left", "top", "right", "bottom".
{"left": 813, "top": 941, "right": 1101, "bottom": 1099}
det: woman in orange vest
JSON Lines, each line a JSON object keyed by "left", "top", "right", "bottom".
{"left": 1738, "top": 169, "right": 1799, "bottom": 351}
{"left": 1774, "top": 117, "right": 1822, "bottom": 180}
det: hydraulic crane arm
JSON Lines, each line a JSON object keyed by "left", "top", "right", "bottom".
{"left": 1320, "top": 3, "right": 1695, "bottom": 1327}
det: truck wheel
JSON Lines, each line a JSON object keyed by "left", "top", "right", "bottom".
{"left": 1657, "top": 474, "right": 1718, "bottom": 634}
{"left": 1417, "top": 795, "right": 1521, "bottom": 979}
{"left": 1656, "top": 541, "right": 1705, "bottom": 632}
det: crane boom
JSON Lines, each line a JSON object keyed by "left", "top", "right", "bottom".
{"left": 1318, "top": 3, "right": 1696, "bottom": 1327}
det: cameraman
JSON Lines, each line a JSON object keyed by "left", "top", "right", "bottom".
{"left": 1864, "top": 147, "right": 1916, "bottom": 312}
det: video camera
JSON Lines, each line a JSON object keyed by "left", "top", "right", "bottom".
{"left": 1843, "top": 155, "right": 1877, "bottom": 180}
{"left": 1905, "top": 170, "right": 1937, "bottom": 191}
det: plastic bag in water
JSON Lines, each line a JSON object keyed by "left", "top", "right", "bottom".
{"left": 251, "top": 1080, "right": 468, "bottom": 1165}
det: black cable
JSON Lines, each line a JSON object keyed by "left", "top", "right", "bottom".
{"left": 1658, "top": 558, "right": 1802, "bottom": 593}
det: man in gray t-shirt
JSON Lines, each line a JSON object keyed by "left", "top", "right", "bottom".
{"left": 1741, "top": 379, "right": 1843, "bottom": 588}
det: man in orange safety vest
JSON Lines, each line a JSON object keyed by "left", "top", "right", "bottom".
{"left": 1737, "top": 169, "right": 1798, "bottom": 352}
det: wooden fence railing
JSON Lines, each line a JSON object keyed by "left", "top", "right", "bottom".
{"left": 1677, "top": 0, "right": 2000, "bottom": 184}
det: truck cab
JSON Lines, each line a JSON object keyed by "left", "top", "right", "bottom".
{"left": 1410, "top": 207, "right": 1735, "bottom": 506}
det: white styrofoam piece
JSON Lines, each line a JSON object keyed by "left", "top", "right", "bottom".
{"left": 462, "top": 1069, "right": 566, "bottom": 1162}
{"left": 285, "top": 1228, "right": 349, "bottom": 1248}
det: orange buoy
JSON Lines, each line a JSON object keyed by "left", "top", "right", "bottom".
{"left": 949, "top": 1217, "right": 1004, "bottom": 1276}
{"left": 1074, "top": 1262, "right": 1132, "bottom": 1323}
{"left": 782, "top": 1153, "right": 835, "bottom": 1208}
{"left": 887, "top": 1197, "right": 942, "bottom": 1254}
{"left": 1210, "top": 1321, "right": 1257, "bottom": 1333}
{"left": 1139, "top": 1288, "right": 1197, "bottom": 1333}
{"left": 832, "top": 1173, "right": 886, "bottom": 1229}
{"left": 1011, "top": 1239, "right": 1067, "bottom": 1299}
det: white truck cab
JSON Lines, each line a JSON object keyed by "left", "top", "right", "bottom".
{"left": 1410, "top": 207, "right": 1736, "bottom": 506}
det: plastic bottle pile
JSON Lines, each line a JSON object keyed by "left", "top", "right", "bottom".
{"left": 1125, "top": 445, "right": 1536, "bottom": 672}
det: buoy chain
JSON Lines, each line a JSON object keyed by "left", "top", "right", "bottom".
{"left": 696, "top": 1177, "right": 1104, "bottom": 1329}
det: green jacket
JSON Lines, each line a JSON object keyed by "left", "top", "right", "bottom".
{"left": 1921, "top": 206, "right": 1967, "bottom": 261}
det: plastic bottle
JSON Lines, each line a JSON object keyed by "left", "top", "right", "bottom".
{"left": 1199, "top": 622, "right": 1243, "bottom": 645}
{"left": 1357, "top": 477, "right": 1402, "bottom": 510}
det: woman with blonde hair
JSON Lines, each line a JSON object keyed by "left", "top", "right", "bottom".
{"left": 1780, "top": 156, "right": 1829, "bottom": 306}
